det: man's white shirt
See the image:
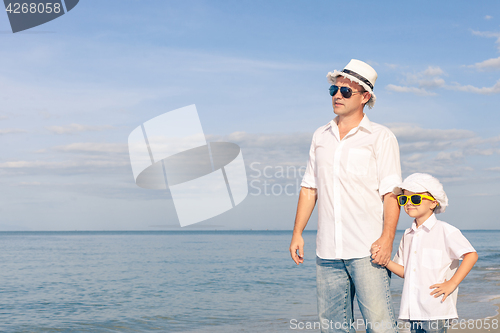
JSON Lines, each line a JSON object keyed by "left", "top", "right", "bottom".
{"left": 301, "top": 114, "right": 402, "bottom": 259}
{"left": 393, "top": 214, "right": 476, "bottom": 320}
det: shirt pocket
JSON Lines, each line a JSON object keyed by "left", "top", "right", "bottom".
{"left": 421, "top": 248, "right": 442, "bottom": 269}
{"left": 347, "top": 148, "right": 371, "bottom": 176}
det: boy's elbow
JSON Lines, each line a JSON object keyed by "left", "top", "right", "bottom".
{"left": 465, "top": 251, "right": 478, "bottom": 264}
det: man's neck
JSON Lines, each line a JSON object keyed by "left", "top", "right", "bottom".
{"left": 336, "top": 111, "right": 364, "bottom": 140}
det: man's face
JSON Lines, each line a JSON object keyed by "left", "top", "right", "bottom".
{"left": 332, "top": 76, "right": 370, "bottom": 117}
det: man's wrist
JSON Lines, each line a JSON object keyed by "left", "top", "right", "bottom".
{"left": 378, "top": 234, "right": 395, "bottom": 243}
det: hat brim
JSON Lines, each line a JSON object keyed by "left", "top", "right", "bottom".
{"left": 327, "top": 71, "right": 376, "bottom": 109}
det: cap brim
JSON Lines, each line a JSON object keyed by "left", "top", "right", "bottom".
{"left": 392, "top": 182, "right": 430, "bottom": 197}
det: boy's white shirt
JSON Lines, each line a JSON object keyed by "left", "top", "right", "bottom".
{"left": 393, "top": 213, "right": 476, "bottom": 320}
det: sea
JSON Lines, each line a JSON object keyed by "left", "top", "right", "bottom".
{"left": 0, "top": 230, "right": 498, "bottom": 332}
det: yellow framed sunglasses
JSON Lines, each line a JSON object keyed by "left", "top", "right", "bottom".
{"left": 397, "top": 194, "right": 438, "bottom": 206}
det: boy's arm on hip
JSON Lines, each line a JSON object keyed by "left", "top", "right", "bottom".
{"left": 429, "top": 251, "right": 478, "bottom": 302}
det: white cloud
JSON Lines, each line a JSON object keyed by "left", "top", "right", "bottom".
{"left": 0, "top": 160, "right": 128, "bottom": 169}
{"left": 472, "top": 30, "right": 500, "bottom": 39}
{"left": 0, "top": 141, "right": 130, "bottom": 177}
{"left": 388, "top": 63, "right": 500, "bottom": 95}
{"left": 19, "top": 182, "right": 42, "bottom": 186}
{"left": 381, "top": 124, "right": 500, "bottom": 180}
{"left": 422, "top": 66, "right": 445, "bottom": 77}
{"left": 387, "top": 124, "right": 475, "bottom": 142}
{"left": 435, "top": 150, "right": 464, "bottom": 162}
{"left": 53, "top": 142, "right": 127, "bottom": 154}
{"left": 386, "top": 84, "right": 437, "bottom": 96}
{"left": 446, "top": 80, "right": 500, "bottom": 94}
{"left": 386, "top": 66, "right": 445, "bottom": 95}
{"left": 384, "top": 63, "right": 400, "bottom": 69}
{"left": 471, "top": 30, "right": 500, "bottom": 52}
{"left": 469, "top": 56, "right": 500, "bottom": 70}
{"left": 46, "top": 123, "right": 114, "bottom": 134}
{"left": 406, "top": 66, "right": 446, "bottom": 87}
{"left": 419, "top": 78, "right": 446, "bottom": 89}
{"left": 485, "top": 15, "right": 493, "bottom": 20}
{"left": 467, "top": 30, "right": 500, "bottom": 71}
{"left": 1, "top": 124, "right": 499, "bottom": 189}
{"left": 209, "top": 127, "right": 500, "bottom": 184}
{"left": 0, "top": 128, "right": 26, "bottom": 135}
{"left": 208, "top": 131, "right": 312, "bottom": 170}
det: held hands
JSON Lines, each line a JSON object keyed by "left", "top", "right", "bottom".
{"left": 370, "top": 244, "right": 380, "bottom": 258}
{"left": 370, "top": 244, "right": 387, "bottom": 266}
{"left": 430, "top": 279, "right": 458, "bottom": 302}
{"left": 370, "top": 237, "right": 392, "bottom": 266}
{"left": 289, "top": 233, "right": 304, "bottom": 265}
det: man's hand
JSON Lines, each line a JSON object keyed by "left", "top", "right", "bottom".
{"left": 290, "top": 233, "right": 304, "bottom": 265}
{"left": 430, "top": 279, "right": 458, "bottom": 302}
{"left": 371, "top": 236, "right": 393, "bottom": 266}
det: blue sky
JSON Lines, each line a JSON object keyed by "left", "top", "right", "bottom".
{"left": 1, "top": 0, "right": 500, "bottom": 230}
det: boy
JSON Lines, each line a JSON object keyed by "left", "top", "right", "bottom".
{"left": 371, "top": 173, "right": 478, "bottom": 333}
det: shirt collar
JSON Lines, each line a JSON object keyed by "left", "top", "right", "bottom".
{"left": 323, "top": 113, "right": 373, "bottom": 134}
{"left": 409, "top": 213, "right": 437, "bottom": 233}
{"left": 358, "top": 114, "right": 373, "bottom": 133}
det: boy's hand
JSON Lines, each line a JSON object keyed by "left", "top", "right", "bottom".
{"left": 370, "top": 244, "right": 386, "bottom": 266}
{"left": 370, "top": 244, "right": 380, "bottom": 256}
{"left": 429, "top": 279, "right": 459, "bottom": 302}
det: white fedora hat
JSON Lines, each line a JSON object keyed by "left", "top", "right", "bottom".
{"left": 327, "top": 59, "right": 378, "bottom": 108}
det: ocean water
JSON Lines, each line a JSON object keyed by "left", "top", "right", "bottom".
{"left": 0, "top": 230, "right": 498, "bottom": 332}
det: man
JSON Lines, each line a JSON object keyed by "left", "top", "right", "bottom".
{"left": 289, "top": 59, "right": 402, "bottom": 333}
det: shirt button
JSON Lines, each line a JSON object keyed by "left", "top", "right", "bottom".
{"left": 414, "top": 251, "right": 417, "bottom": 254}
{"left": 413, "top": 269, "right": 416, "bottom": 272}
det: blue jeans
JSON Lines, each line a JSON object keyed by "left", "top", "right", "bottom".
{"left": 316, "top": 256, "right": 397, "bottom": 333}
{"left": 409, "top": 320, "right": 449, "bottom": 333}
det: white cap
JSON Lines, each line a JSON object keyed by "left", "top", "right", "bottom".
{"left": 393, "top": 173, "right": 448, "bottom": 214}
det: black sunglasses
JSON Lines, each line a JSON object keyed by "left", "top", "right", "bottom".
{"left": 329, "top": 85, "right": 365, "bottom": 98}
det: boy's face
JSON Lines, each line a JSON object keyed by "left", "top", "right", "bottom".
{"left": 402, "top": 190, "right": 438, "bottom": 222}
